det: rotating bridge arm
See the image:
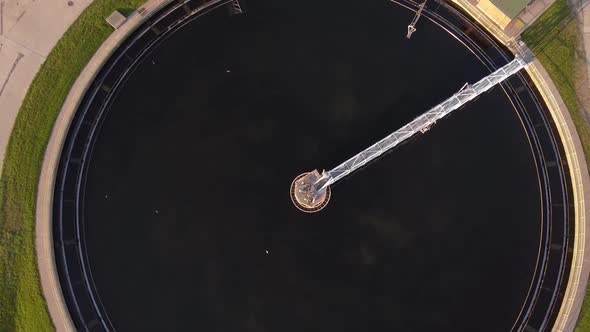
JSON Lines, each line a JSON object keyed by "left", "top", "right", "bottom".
{"left": 317, "top": 57, "right": 528, "bottom": 192}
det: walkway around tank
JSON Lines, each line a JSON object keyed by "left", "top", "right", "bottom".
{"left": 36, "top": 0, "right": 242, "bottom": 329}
{"left": 583, "top": 3, "right": 590, "bottom": 94}
{"left": 451, "top": 1, "right": 590, "bottom": 330}
{"left": 19, "top": 0, "right": 590, "bottom": 330}
{"left": 28, "top": 0, "right": 177, "bottom": 330}
{"left": 0, "top": 0, "right": 92, "bottom": 330}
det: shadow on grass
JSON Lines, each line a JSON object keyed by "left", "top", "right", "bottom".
{"left": 117, "top": 7, "right": 138, "bottom": 17}
{"left": 522, "top": 0, "right": 572, "bottom": 53}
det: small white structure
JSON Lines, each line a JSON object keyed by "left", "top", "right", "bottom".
{"left": 407, "top": 1, "right": 427, "bottom": 39}
{"left": 106, "top": 10, "right": 127, "bottom": 29}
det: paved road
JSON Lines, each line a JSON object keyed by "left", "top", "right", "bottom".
{"left": 0, "top": 0, "right": 91, "bottom": 175}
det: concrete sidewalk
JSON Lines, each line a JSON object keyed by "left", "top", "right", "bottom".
{"left": 0, "top": 0, "right": 91, "bottom": 175}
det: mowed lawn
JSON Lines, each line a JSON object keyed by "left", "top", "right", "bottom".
{"left": 522, "top": 0, "right": 590, "bottom": 164}
{"left": 522, "top": 0, "right": 590, "bottom": 330}
{"left": 0, "top": 0, "right": 144, "bottom": 330}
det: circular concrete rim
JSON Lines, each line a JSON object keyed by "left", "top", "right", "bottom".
{"left": 448, "top": 1, "right": 590, "bottom": 330}
{"left": 34, "top": 0, "right": 174, "bottom": 330}
{"left": 33, "top": 1, "right": 590, "bottom": 332}
{"left": 526, "top": 60, "right": 590, "bottom": 332}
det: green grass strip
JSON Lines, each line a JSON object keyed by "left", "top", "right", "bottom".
{"left": 0, "top": 0, "right": 144, "bottom": 330}
{"left": 522, "top": 0, "right": 571, "bottom": 53}
{"left": 522, "top": 8, "right": 590, "bottom": 167}
{"left": 523, "top": 0, "right": 590, "bottom": 330}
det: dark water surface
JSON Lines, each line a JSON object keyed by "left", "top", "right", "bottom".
{"left": 84, "top": 0, "right": 540, "bottom": 330}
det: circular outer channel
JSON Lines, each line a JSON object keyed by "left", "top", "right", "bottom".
{"left": 52, "top": 0, "right": 574, "bottom": 330}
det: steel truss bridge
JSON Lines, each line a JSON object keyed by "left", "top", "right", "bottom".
{"left": 312, "top": 56, "right": 529, "bottom": 194}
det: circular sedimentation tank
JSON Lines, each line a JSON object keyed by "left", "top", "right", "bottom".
{"left": 51, "top": 0, "right": 574, "bottom": 331}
